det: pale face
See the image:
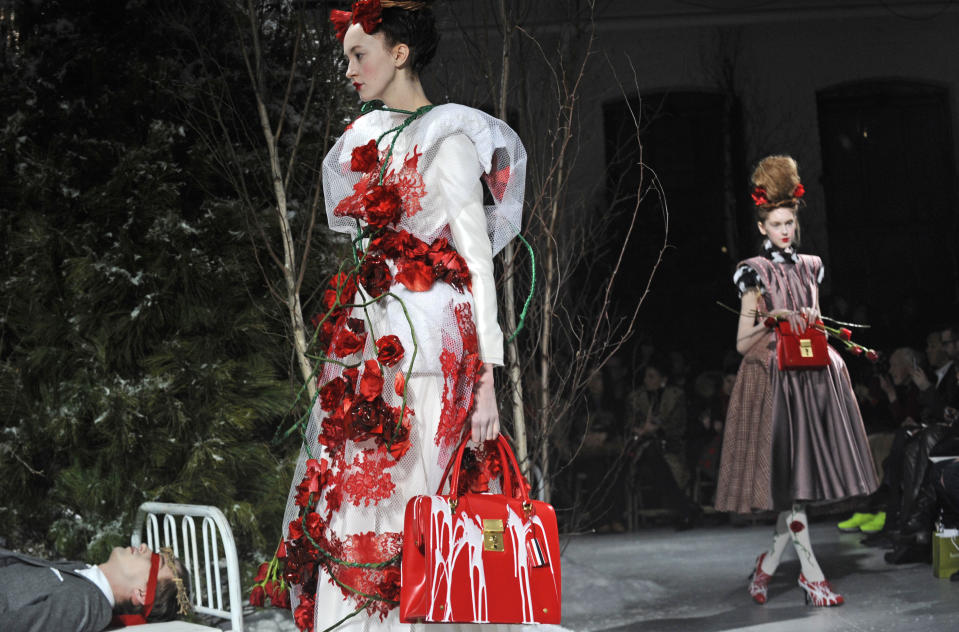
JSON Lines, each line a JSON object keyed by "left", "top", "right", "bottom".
{"left": 343, "top": 23, "right": 402, "bottom": 103}
{"left": 643, "top": 367, "right": 666, "bottom": 392}
{"left": 758, "top": 207, "right": 797, "bottom": 250}
{"left": 106, "top": 543, "right": 175, "bottom": 606}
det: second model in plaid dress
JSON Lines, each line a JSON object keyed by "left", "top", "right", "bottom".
{"left": 715, "top": 246, "right": 879, "bottom": 514}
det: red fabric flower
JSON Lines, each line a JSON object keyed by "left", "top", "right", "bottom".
{"left": 249, "top": 584, "right": 265, "bottom": 607}
{"left": 351, "top": 140, "right": 380, "bottom": 173}
{"left": 866, "top": 349, "right": 879, "bottom": 362}
{"left": 269, "top": 583, "right": 290, "bottom": 609}
{"left": 293, "top": 594, "right": 316, "bottom": 632}
{"left": 383, "top": 410, "right": 412, "bottom": 460}
{"left": 764, "top": 317, "right": 777, "bottom": 329}
{"left": 329, "top": 9, "right": 352, "bottom": 41}
{"left": 288, "top": 517, "right": 304, "bottom": 540}
{"left": 394, "top": 370, "right": 405, "bottom": 396}
{"left": 371, "top": 229, "right": 429, "bottom": 259}
{"left": 359, "top": 359, "right": 384, "bottom": 401}
{"left": 319, "top": 377, "right": 350, "bottom": 412}
{"left": 376, "top": 335, "right": 405, "bottom": 367}
{"left": 305, "top": 512, "right": 324, "bottom": 540}
{"left": 789, "top": 520, "right": 805, "bottom": 533}
{"left": 303, "top": 458, "right": 329, "bottom": 494}
{"left": 347, "top": 396, "right": 395, "bottom": 442}
{"left": 343, "top": 367, "right": 359, "bottom": 389}
{"left": 330, "top": 324, "right": 366, "bottom": 357}
{"left": 351, "top": 0, "right": 382, "bottom": 34}
{"left": 322, "top": 273, "right": 357, "bottom": 311}
{"left": 793, "top": 183, "right": 806, "bottom": 198}
{"left": 395, "top": 258, "right": 435, "bottom": 291}
{"left": 363, "top": 184, "right": 403, "bottom": 228}
{"left": 850, "top": 345, "right": 864, "bottom": 356}
{"left": 254, "top": 561, "right": 269, "bottom": 583}
{"left": 839, "top": 327, "right": 852, "bottom": 341}
{"left": 751, "top": 186, "right": 769, "bottom": 206}
{"left": 357, "top": 253, "right": 392, "bottom": 298}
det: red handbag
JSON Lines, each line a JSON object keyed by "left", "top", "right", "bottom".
{"left": 399, "top": 436, "right": 562, "bottom": 624}
{"left": 776, "top": 319, "right": 830, "bottom": 370}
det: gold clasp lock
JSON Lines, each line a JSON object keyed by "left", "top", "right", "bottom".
{"left": 799, "top": 339, "right": 813, "bottom": 358}
{"left": 483, "top": 519, "right": 504, "bottom": 552}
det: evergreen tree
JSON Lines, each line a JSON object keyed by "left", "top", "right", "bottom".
{"left": 0, "top": 0, "right": 345, "bottom": 572}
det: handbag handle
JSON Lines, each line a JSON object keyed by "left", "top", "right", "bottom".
{"left": 439, "top": 435, "right": 530, "bottom": 506}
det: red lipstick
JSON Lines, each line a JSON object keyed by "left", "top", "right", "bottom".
{"left": 352, "top": 82, "right": 362, "bottom": 91}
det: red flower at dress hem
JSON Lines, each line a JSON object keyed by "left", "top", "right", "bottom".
{"left": 789, "top": 520, "right": 805, "bottom": 533}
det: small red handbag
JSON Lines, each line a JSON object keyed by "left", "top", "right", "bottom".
{"left": 776, "top": 319, "right": 830, "bottom": 370}
{"left": 399, "top": 436, "right": 562, "bottom": 624}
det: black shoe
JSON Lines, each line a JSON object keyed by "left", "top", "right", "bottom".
{"left": 951, "top": 570, "right": 959, "bottom": 582}
{"left": 674, "top": 504, "right": 703, "bottom": 531}
{"left": 861, "top": 530, "right": 898, "bottom": 549}
{"left": 884, "top": 541, "right": 931, "bottom": 565}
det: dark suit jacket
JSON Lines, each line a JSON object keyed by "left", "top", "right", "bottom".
{"left": 0, "top": 547, "right": 113, "bottom": 632}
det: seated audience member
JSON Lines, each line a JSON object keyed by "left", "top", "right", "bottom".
{"left": 626, "top": 357, "right": 701, "bottom": 529}
{"left": 838, "top": 347, "right": 924, "bottom": 535}
{"left": 0, "top": 543, "right": 190, "bottom": 632}
{"left": 685, "top": 370, "right": 731, "bottom": 492}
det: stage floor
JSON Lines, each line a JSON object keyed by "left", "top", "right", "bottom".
{"left": 561, "top": 520, "right": 958, "bottom": 631}
{"left": 242, "top": 519, "right": 958, "bottom": 631}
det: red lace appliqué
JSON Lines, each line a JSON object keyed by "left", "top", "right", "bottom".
{"left": 341, "top": 449, "right": 396, "bottom": 507}
{"left": 325, "top": 530, "right": 403, "bottom": 620}
{"left": 435, "top": 303, "right": 482, "bottom": 448}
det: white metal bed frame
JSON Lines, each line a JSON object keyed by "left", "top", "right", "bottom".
{"left": 131, "top": 502, "right": 244, "bottom": 631}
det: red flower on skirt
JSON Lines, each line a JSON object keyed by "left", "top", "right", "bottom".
{"left": 358, "top": 253, "right": 392, "bottom": 298}
{"left": 789, "top": 520, "right": 805, "bottom": 534}
{"left": 376, "top": 335, "right": 405, "bottom": 367}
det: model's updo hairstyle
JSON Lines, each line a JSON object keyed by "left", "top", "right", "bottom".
{"left": 378, "top": 0, "right": 439, "bottom": 75}
{"left": 751, "top": 154, "right": 803, "bottom": 220}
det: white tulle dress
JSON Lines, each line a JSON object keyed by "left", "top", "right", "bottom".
{"left": 280, "top": 104, "right": 556, "bottom": 632}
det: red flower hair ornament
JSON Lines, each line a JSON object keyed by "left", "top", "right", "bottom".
{"left": 331, "top": 0, "right": 383, "bottom": 41}
{"left": 751, "top": 186, "right": 769, "bottom": 207}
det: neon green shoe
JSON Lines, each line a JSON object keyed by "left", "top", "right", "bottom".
{"left": 837, "top": 512, "right": 875, "bottom": 532}
{"left": 859, "top": 511, "right": 886, "bottom": 534}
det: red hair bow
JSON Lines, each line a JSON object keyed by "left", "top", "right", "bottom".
{"left": 793, "top": 183, "right": 805, "bottom": 198}
{"left": 330, "top": 0, "right": 383, "bottom": 42}
{"left": 751, "top": 186, "right": 769, "bottom": 207}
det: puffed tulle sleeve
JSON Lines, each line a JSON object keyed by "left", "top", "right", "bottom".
{"left": 428, "top": 133, "right": 504, "bottom": 365}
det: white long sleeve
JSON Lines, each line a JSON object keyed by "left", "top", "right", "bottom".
{"left": 430, "top": 134, "right": 505, "bottom": 366}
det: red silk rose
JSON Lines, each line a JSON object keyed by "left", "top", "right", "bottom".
{"left": 254, "top": 561, "right": 269, "bottom": 583}
{"left": 363, "top": 184, "right": 403, "bottom": 228}
{"left": 358, "top": 252, "right": 392, "bottom": 297}
{"left": 395, "top": 258, "right": 435, "bottom": 291}
{"left": 347, "top": 396, "right": 394, "bottom": 442}
{"left": 351, "top": 140, "right": 379, "bottom": 173}
{"left": 839, "top": 327, "right": 852, "bottom": 341}
{"left": 376, "top": 335, "right": 405, "bottom": 367}
{"left": 319, "top": 377, "right": 349, "bottom": 412}
{"left": 764, "top": 317, "right": 777, "bottom": 328}
{"left": 330, "top": 325, "right": 366, "bottom": 357}
{"left": 866, "top": 349, "right": 879, "bottom": 362}
{"left": 789, "top": 520, "right": 805, "bottom": 533}
{"left": 305, "top": 512, "right": 324, "bottom": 540}
{"left": 793, "top": 183, "right": 806, "bottom": 198}
{"left": 269, "top": 583, "right": 290, "bottom": 609}
{"left": 293, "top": 595, "right": 316, "bottom": 632}
{"left": 751, "top": 186, "right": 769, "bottom": 206}
{"left": 249, "top": 584, "right": 265, "bottom": 607}
{"left": 850, "top": 345, "right": 864, "bottom": 356}
{"left": 394, "top": 370, "right": 405, "bottom": 396}
{"left": 359, "top": 359, "right": 384, "bottom": 401}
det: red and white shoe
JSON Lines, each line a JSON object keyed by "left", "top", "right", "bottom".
{"left": 748, "top": 553, "right": 773, "bottom": 604}
{"left": 798, "top": 573, "right": 844, "bottom": 606}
